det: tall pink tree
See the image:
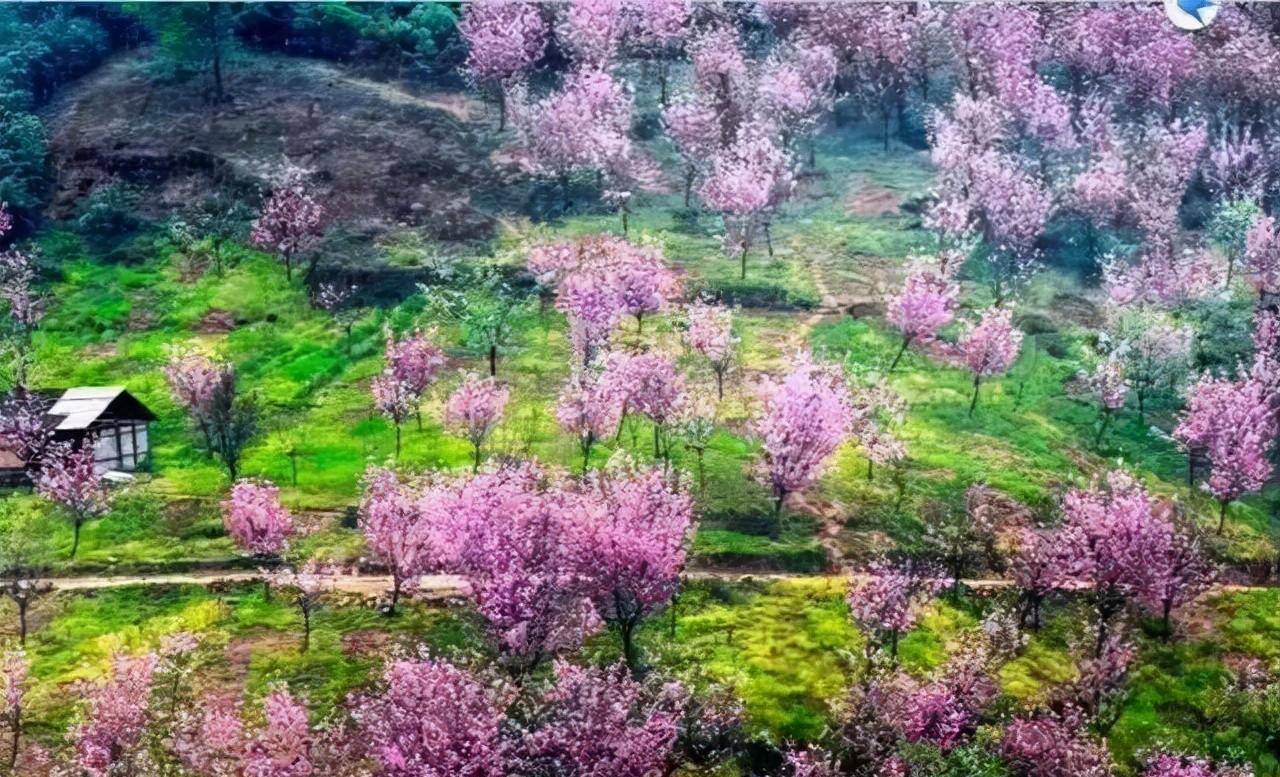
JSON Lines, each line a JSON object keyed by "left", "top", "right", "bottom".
{"left": 444, "top": 373, "right": 510, "bottom": 472}
{"left": 753, "top": 354, "right": 854, "bottom": 528}
{"left": 358, "top": 467, "right": 435, "bottom": 615}
{"left": 385, "top": 328, "right": 446, "bottom": 431}
{"left": 954, "top": 306, "right": 1023, "bottom": 415}
{"left": 458, "top": 1, "right": 548, "bottom": 130}
{"left": 601, "top": 351, "right": 685, "bottom": 459}
{"left": 221, "top": 478, "right": 295, "bottom": 560}
{"left": 372, "top": 372, "right": 415, "bottom": 459}
{"left": 72, "top": 653, "right": 157, "bottom": 777}
{"left": 698, "top": 126, "right": 795, "bottom": 279}
{"left": 1009, "top": 527, "right": 1058, "bottom": 631}
{"left": 684, "top": 301, "right": 737, "bottom": 400}
{"left": 662, "top": 94, "right": 721, "bottom": 207}
{"left": 250, "top": 175, "right": 324, "bottom": 282}
{"left": 847, "top": 558, "right": 951, "bottom": 661}
{"left": 556, "top": 369, "right": 624, "bottom": 470}
{"left": 164, "top": 349, "right": 223, "bottom": 454}
{"left": 576, "top": 465, "right": 694, "bottom": 673}
{"left": 1055, "top": 471, "right": 1174, "bottom": 656}
{"left": 2, "top": 650, "right": 25, "bottom": 770}
{"left": 556, "top": 0, "right": 624, "bottom": 68}
{"left": 1173, "top": 371, "right": 1277, "bottom": 533}
{"left": 516, "top": 661, "right": 683, "bottom": 777}
{"left": 1141, "top": 522, "right": 1213, "bottom": 640}
{"left": 0, "top": 249, "right": 43, "bottom": 389}
{"left": 1243, "top": 213, "right": 1280, "bottom": 298}
{"left": 885, "top": 265, "right": 959, "bottom": 371}
{"left": 356, "top": 657, "right": 509, "bottom": 777}
{"left": 449, "top": 465, "right": 602, "bottom": 673}
{"left": 36, "top": 440, "right": 109, "bottom": 559}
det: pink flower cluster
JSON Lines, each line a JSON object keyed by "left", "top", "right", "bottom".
{"left": 221, "top": 478, "right": 295, "bottom": 557}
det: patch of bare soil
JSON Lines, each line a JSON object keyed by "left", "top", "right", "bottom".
{"left": 42, "top": 52, "right": 499, "bottom": 242}
{"left": 844, "top": 175, "right": 904, "bottom": 218}
{"left": 196, "top": 309, "right": 236, "bottom": 334}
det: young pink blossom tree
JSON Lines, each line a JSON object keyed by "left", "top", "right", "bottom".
{"left": 0, "top": 250, "right": 43, "bottom": 388}
{"left": 576, "top": 465, "right": 694, "bottom": 674}
{"left": 358, "top": 467, "right": 435, "bottom": 615}
{"left": 164, "top": 349, "right": 223, "bottom": 454}
{"left": 847, "top": 558, "right": 951, "bottom": 661}
{"left": 615, "top": 250, "right": 680, "bottom": 334}
{"left": 356, "top": 656, "right": 510, "bottom": 777}
{"left": 264, "top": 562, "right": 336, "bottom": 653}
{"left": 1009, "top": 527, "right": 1058, "bottom": 631}
{"left": 250, "top": 175, "right": 324, "bottom": 282}
{"left": 385, "top": 328, "right": 447, "bottom": 430}
{"left": 601, "top": 351, "right": 685, "bottom": 459}
{"left": 1243, "top": 213, "right": 1280, "bottom": 298}
{"left": 0, "top": 393, "right": 51, "bottom": 471}
{"left": 1055, "top": 471, "right": 1174, "bottom": 656}
{"left": 1141, "top": 522, "right": 1213, "bottom": 640}
{"left": 1173, "top": 372, "right": 1277, "bottom": 533}
{"left": 242, "top": 689, "right": 313, "bottom": 777}
{"left": 2, "top": 650, "right": 25, "bottom": 770}
{"left": 662, "top": 94, "right": 720, "bottom": 207}
{"left": 458, "top": 1, "right": 548, "bottom": 130}
{"left": 955, "top": 306, "right": 1024, "bottom": 415}
{"left": 1082, "top": 352, "right": 1129, "bottom": 445}
{"left": 72, "top": 652, "right": 157, "bottom": 777}
{"left": 557, "top": 0, "right": 624, "bottom": 68}
{"left": 885, "top": 265, "right": 959, "bottom": 371}
{"left": 1001, "top": 710, "right": 1114, "bottom": 777}
{"left": 698, "top": 127, "right": 795, "bottom": 279}
{"left": 36, "top": 440, "right": 109, "bottom": 559}
{"left": 753, "top": 355, "right": 854, "bottom": 529}
{"left": 684, "top": 301, "right": 737, "bottom": 400}
{"left": 626, "top": 0, "right": 690, "bottom": 105}
{"left": 221, "top": 478, "right": 295, "bottom": 560}
{"left": 444, "top": 373, "right": 511, "bottom": 472}
{"left": 516, "top": 660, "right": 683, "bottom": 777}
{"left": 372, "top": 372, "right": 416, "bottom": 459}
{"left": 556, "top": 369, "right": 624, "bottom": 471}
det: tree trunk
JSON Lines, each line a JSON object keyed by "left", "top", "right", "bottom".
{"left": 867, "top": 459, "right": 874, "bottom": 482}
{"left": 1218, "top": 499, "right": 1229, "bottom": 535}
{"left": 489, "top": 344, "right": 498, "bottom": 377}
{"left": 208, "top": 4, "right": 224, "bottom": 103}
{"left": 9, "top": 703, "right": 18, "bottom": 770}
{"left": 771, "top": 491, "right": 786, "bottom": 539}
{"left": 1161, "top": 600, "right": 1173, "bottom": 642}
{"left": 394, "top": 424, "right": 402, "bottom": 459}
{"left": 620, "top": 620, "right": 639, "bottom": 677}
{"left": 69, "top": 517, "right": 82, "bottom": 559}
{"left": 652, "top": 424, "right": 661, "bottom": 459}
{"left": 581, "top": 435, "right": 594, "bottom": 472}
{"left": 497, "top": 87, "right": 506, "bottom": 132}
{"left": 684, "top": 167, "right": 694, "bottom": 208}
{"left": 740, "top": 243, "right": 749, "bottom": 280}
{"left": 387, "top": 576, "right": 401, "bottom": 617}
{"left": 17, "top": 601, "right": 27, "bottom": 646}
{"left": 473, "top": 442, "right": 483, "bottom": 473}
{"left": 968, "top": 376, "right": 981, "bottom": 416}
{"left": 889, "top": 336, "right": 912, "bottom": 371}
{"left": 889, "top": 629, "right": 900, "bottom": 660}
{"left": 1094, "top": 407, "right": 1111, "bottom": 446}
{"left": 715, "top": 369, "right": 724, "bottom": 401}
{"left": 301, "top": 609, "right": 311, "bottom": 653}
{"left": 763, "top": 222, "right": 774, "bottom": 259}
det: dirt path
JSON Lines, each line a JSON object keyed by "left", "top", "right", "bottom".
{"left": 36, "top": 569, "right": 1278, "bottom": 600}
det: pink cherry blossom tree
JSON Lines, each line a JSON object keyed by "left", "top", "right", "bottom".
{"left": 954, "top": 306, "right": 1023, "bottom": 415}
{"left": 428, "top": 463, "right": 602, "bottom": 674}
{"left": 164, "top": 348, "right": 223, "bottom": 454}
{"left": 1055, "top": 471, "right": 1174, "bottom": 655}
{"left": 358, "top": 467, "right": 436, "bottom": 615}
{"left": 221, "top": 478, "right": 295, "bottom": 560}
{"left": 662, "top": 94, "right": 721, "bottom": 207}
{"left": 576, "top": 464, "right": 694, "bottom": 673}
{"left": 385, "top": 328, "right": 446, "bottom": 430}
{"left": 615, "top": 250, "right": 680, "bottom": 334}
{"left": 885, "top": 264, "right": 959, "bottom": 371}
{"left": 2, "top": 650, "right": 25, "bottom": 770}
{"left": 1141, "top": 521, "right": 1213, "bottom": 640}
{"left": 847, "top": 558, "right": 951, "bottom": 661}
{"left": 458, "top": 1, "right": 549, "bottom": 130}
{"left": 556, "top": 0, "right": 624, "bottom": 68}
{"left": 1243, "top": 213, "right": 1280, "bottom": 298}
{"left": 242, "top": 689, "right": 314, "bottom": 777}
{"left": 601, "top": 351, "right": 685, "bottom": 459}
{"left": 626, "top": 0, "right": 690, "bottom": 105}
{"left": 753, "top": 354, "right": 854, "bottom": 529}
{"left": 72, "top": 653, "right": 158, "bottom": 777}
{"left": 1001, "top": 710, "right": 1114, "bottom": 777}
{"left": 356, "top": 656, "right": 510, "bottom": 777}
{"left": 36, "top": 440, "right": 109, "bottom": 559}
{"left": 264, "top": 562, "right": 336, "bottom": 653}
{"left": 1080, "top": 351, "right": 1129, "bottom": 445}
{"left": 0, "top": 392, "right": 51, "bottom": 472}
{"left": 684, "top": 301, "right": 737, "bottom": 400}
{"left": 1174, "top": 371, "right": 1277, "bottom": 533}
{"left": 372, "top": 372, "right": 416, "bottom": 460}
{"left": 0, "top": 250, "right": 43, "bottom": 389}
{"left": 698, "top": 126, "right": 795, "bottom": 279}
{"left": 444, "top": 373, "right": 510, "bottom": 472}
{"left": 250, "top": 175, "right": 324, "bottom": 282}
{"left": 1009, "top": 527, "right": 1058, "bottom": 631}
{"left": 556, "top": 369, "right": 624, "bottom": 471}
{"left": 516, "top": 660, "right": 683, "bottom": 777}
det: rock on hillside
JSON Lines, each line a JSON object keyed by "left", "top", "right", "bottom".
{"left": 41, "top": 51, "right": 499, "bottom": 242}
